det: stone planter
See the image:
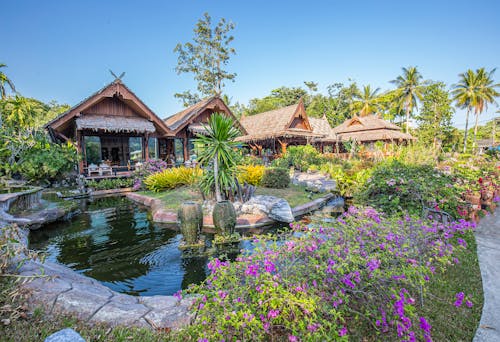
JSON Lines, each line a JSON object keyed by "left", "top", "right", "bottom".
{"left": 213, "top": 201, "right": 236, "bottom": 236}
{"left": 177, "top": 201, "right": 203, "bottom": 245}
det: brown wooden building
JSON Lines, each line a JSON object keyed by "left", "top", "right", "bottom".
{"left": 45, "top": 80, "right": 174, "bottom": 175}
{"left": 164, "top": 96, "right": 246, "bottom": 163}
{"left": 237, "top": 99, "right": 323, "bottom": 155}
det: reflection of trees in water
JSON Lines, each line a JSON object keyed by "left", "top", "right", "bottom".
{"left": 181, "top": 257, "right": 208, "bottom": 290}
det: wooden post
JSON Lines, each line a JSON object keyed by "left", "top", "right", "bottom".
{"left": 76, "top": 130, "right": 84, "bottom": 174}
{"left": 144, "top": 133, "right": 149, "bottom": 161}
{"left": 183, "top": 132, "right": 189, "bottom": 163}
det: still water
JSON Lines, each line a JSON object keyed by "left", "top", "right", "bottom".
{"left": 29, "top": 196, "right": 209, "bottom": 296}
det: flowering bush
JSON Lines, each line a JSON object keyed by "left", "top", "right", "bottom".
{"left": 132, "top": 159, "right": 168, "bottom": 190}
{"left": 184, "top": 207, "right": 475, "bottom": 341}
{"left": 356, "top": 160, "right": 464, "bottom": 218}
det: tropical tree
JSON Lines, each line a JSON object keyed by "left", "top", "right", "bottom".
{"left": 452, "top": 69, "right": 479, "bottom": 153}
{"left": 0, "top": 95, "right": 41, "bottom": 128}
{"left": 0, "top": 63, "right": 16, "bottom": 99}
{"left": 174, "top": 13, "right": 236, "bottom": 106}
{"left": 472, "top": 68, "right": 500, "bottom": 149}
{"left": 354, "top": 85, "right": 381, "bottom": 116}
{"left": 194, "top": 113, "right": 241, "bottom": 202}
{"left": 390, "top": 66, "right": 423, "bottom": 133}
{"left": 416, "top": 82, "right": 454, "bottom": 148}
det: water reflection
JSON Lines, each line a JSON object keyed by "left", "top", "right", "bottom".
{"left": 29, "top": 196, "right": 209, "bottom": 296}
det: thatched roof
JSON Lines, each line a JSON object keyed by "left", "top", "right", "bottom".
{"left": 331, "top": 115, "right": 414, "bottom": 142}
{"left": 237, "top": 100, "right": 321, "bottom": 142}
{"left": 164, "top": 96, "right": 246, "bottom": 134}
{"left": 309, "top": 115, "right": 334, "bottom": 140}
{"left": 76, "top": 115, "right": 156, "bottom": 133}
{"left": 45, "top": 80, "right": 173, "bottom": 137}
{"left": 476, "top": 139, "right": 496, "bottom": 148}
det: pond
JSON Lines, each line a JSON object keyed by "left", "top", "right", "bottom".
{"left": 29, "top": 196, "right": 212, "bottom": 296}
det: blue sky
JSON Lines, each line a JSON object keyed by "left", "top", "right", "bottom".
{"left": 3, "top": 0, "right": 499, "bottom": 126}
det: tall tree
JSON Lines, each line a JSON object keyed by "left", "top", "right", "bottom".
{"left": 390, "top": 66, "right": 423, "bottom": 133}
{"left": 0, "top": 63, "right": 16, "bottom": 99}
{"left": 452, "top": 69, "right": 479, "bottom": 153}
{"left": 416, "top": 82, "right": 454, "bottom": 148}
{"left": 354, "top": 85, "right": 381, "bottom": 116}
{"left": 472, "top": 68, "right": 500, "bottom": 149}
{"left": 174, "top": 13, "right": 236, "bottom": 106}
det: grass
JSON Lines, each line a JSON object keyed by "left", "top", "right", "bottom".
{"left": 255, "top": 184, "right": 326, "bottom": 208}
{"left": 421, "top": 230, "right": 483, "bottom": 341}
{"left": 138, "top": 184, "right": 326, "bottom": 211}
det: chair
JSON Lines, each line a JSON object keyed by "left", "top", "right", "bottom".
{"left": 99, "top": 163, "right": 112, "bottom": 176}
{"left": 88, "top": 164, "right": 99, "bottom": 177}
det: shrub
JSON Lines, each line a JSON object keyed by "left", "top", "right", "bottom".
{"left": 240, "top": 155, "right": 264, "bottom": 166}
{"left": 355, "top": 160, "right": 463, "bottom": 218}
{"left": 272, "top": 145, "right": 324, "bottom": 171}
{"left": 144, "top": 167, "right": 202, "bottom": 192}
{"left": 320, "top": 162, "right": 373, "bottom": 197}
{"left": 184, "top": 208, "right": 476, "bottom": 341}
{"left": 132, "top": 159, "right": 169, "bottom": 190}
{"left": 86, "top": 178, "right": 133, "bottom": 190}
{"left": 237, "top": 165, "right": 265, "bottom": 186}
{"left": 261, "top": 167, "right": 290, "bottom": 188}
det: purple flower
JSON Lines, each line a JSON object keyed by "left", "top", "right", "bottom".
{"left": 367, "top": 258, "right": 381, "bottom": 271}
{"left": 267, "top": 309, "right": 280, "bottom": 319}
{"left": 466, "top": 300, "right": 473, "bottom": 308}
{"left": 339, "top": 326, "right": 348, "bottom": 336}
{"left": 173, "top": 290, "right": 182, "bottom": 300}
{"left": 457, "top": 238, "right": 467, "bottom": 248}
{"left": 288, "top": 335, "right": 298, "bottom": 342}
{"left": 454, "top": 292, "right": 465, "bottom": 307}
{"left": 419, "top": 317, "right": 431, "bottom": 333}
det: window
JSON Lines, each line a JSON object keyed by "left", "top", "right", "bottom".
{"left": 174, "top": 138, "right": 184, "bottom": 164}
{"left": 148, "top": 137, "right": 158, "bottom": 159}
{"left": 84, "top": 136, "right": 101, "bottom": 165}
{"left": 129, "top": 137, "right": 143, "bottom": 162}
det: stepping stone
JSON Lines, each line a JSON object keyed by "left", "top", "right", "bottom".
{"left": 44, "top": 328, "right": 85, "bottom": 342}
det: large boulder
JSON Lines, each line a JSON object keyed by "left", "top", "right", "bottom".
{"left": 240, "top": 195, "right": 294, "bottom": 223}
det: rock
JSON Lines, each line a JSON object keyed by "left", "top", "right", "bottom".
{"left": 44, "top": 328, "right": 85, "bottom": 342}
{"left": 269, "top": 199, "right": 294, "bottom": 223}
{"left": 240, "top": 195, "right": 294, "bottom": 223}
{"left": 292, "top": 171, "right": 336, "bottom": 193}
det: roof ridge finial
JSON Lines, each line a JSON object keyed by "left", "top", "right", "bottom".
{"left": 109, "top": 70, "right": 126, "bottom": 83}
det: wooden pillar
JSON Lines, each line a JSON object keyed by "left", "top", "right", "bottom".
{"left": 183, "top": 132, "right": 189, "bottom": 163}
{"left": 144, "top": 133, "right": 149, "bottom": 161}
{"left": 76, "top": 130, "right": 84, "bottom": 174}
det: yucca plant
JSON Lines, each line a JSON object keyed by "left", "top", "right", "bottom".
{"left": 193, "top": 113, "right": 242, "bottom": 202}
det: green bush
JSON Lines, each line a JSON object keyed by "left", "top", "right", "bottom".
{"left": 272, "top": 145, "right": 324, "bottom": 171}
{"left": 355, "top": 160, "right": 463, "bottom": 218}
{"left": 86, "top": 178, "right": 133, "bottom": 190}
{"left": 261, "top": 167, "right": 290, "bottom": 188}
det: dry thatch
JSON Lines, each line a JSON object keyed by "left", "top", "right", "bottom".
{"left": 164, "top": 96, "right": 246, "bottom": 135}
{"left": 237, "top": 101, "right": 322, "bottom": 142}
{"left": 330, "top": 115, "right": 414, "bottom": 142}
{"left": 76, "top": 115, "right": 156, "bottom": 133}
{"left": 164, "top": 97, "right": 214, "bottom": 132}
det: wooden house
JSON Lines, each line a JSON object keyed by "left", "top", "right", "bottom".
{"left": 45, "top": 79, "right": 174, "bottom": 175}
{"left": 163, "top": 96, "right": 246, "bottom": 164}
{"left": 237, "top": 99, "right": 323, "bottom": 155}
{"left": 330, "top": 114, "right": 414, "bottom": 147}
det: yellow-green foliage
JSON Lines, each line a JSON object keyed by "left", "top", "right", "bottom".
{"left": 237, "top": 165, "right": 265, "bottom": 185}
{"left": 144, "top": 167, "right": 203, "bottom": 192}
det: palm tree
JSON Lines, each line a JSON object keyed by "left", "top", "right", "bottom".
{"left": 355, "top": 85, "right": 381, "bottom": 116}
{"left": 452, "top": 69, "right": 479, "bottom": 153}
{"left": 472, "top": 68, "right": 500, "bottom": 150}
{"left": 194, "top": 113, "right": 241, "bottom": 202}
{"left": 0, "top": 63, "right": 16, "bottom": 99}
{"left": 390, "top": 66, "right": 423, "bottom": 133}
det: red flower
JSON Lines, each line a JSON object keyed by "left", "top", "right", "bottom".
{"left": 478, "top": 177, "right": 483, "bottom": 184}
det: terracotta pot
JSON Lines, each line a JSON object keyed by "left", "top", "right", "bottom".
{"left": 213, "top": 201, "right": 237, "bottom": 236}
{"left": 465, "top": 194, "right": 481, "bottom": 206}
